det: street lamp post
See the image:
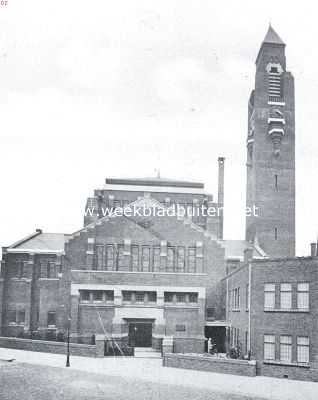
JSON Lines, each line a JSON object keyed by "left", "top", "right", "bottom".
{"left": 66, "top": 317, "right": 71, "bottom": 367}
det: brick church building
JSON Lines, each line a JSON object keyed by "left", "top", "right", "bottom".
{"left": 1, "top": 26, "right": 318, "bottom": 381}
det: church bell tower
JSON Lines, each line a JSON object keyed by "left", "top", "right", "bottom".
{"left": 245, "top": 26, "right": 295, "bottom": 257}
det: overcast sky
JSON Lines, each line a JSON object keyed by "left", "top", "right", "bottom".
{"left": 0, "top": 0, "right": 317, "bottom": 256}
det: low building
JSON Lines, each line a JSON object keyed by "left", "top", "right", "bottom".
{"left": 224, "top": 249, "right": 318, "bottom": 381}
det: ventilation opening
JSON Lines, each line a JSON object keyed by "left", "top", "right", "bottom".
{"left": 283, "top": 374, "right": 289, "bottom": 379}
{"left": 268, "top": 74, "right": 281, "bottom": 98}
{"left": 275, "top": 174, "right": 278, "bottom": 191}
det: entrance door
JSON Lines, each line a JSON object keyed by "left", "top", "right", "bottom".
{"left": 129, "top": 322, "right": 152, "bottom": 347}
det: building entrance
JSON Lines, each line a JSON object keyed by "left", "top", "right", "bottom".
{"left": 128, "top": 321, "right": 152, "bottom": 347}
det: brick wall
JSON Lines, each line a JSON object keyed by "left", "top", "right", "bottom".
{"left": 163, "top": 353, "right": 256, "bottom": 376}
{"left": 0, "top": 336, "right": 96, "bottom": 357}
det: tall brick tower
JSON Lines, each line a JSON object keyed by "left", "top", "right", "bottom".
{"left": 245, "top": 26, "right": 295, "bottom": 257}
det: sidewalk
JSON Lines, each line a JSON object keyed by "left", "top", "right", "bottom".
{"left": 0, "top": 347, "right": 317, "bottom": 400}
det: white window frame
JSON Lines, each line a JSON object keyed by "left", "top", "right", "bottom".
{"left": 264, "top": 334, "right": 275, "bottom": 360}
{"left": 264, "top": 284, "right": 275, "bottom": 309}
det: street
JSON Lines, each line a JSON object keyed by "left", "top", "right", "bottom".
{"left": 0, "top": 361, "right": 260, "bottom": 400}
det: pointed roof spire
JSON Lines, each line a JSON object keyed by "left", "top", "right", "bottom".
{"left": 263, "top": 24, "right": 285, "bottom": 45}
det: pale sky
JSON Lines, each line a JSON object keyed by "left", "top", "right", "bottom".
{"left": 1, "top": 0, "right": 318, "bottom": 256}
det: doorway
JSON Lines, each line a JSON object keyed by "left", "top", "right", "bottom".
{"left": 128, "top": 322, "right": 152, "bottom": 347}
{"left": 205, "top": 326, "right": 226, "bottom": 353}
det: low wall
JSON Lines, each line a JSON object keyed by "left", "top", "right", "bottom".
{"left": 260, "top": 361, "right": 318, "bottom": 382}
{"left": 174, "top": 337, "right": 205, "bottom": 354}
{"left": 163, "top": 353, "right": 256, "bottom": 377}
{"left": 0, "top": 336, "right": 96, "bottom": 358}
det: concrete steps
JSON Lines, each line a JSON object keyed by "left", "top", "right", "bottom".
{"left": 134, "top": 347, "right": 162, "bottom": 358}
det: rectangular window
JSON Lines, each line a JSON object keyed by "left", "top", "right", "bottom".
{"left": 96, "top": 245, "right": 104, "bottom": 270}
{"left": 176, "top": 247, "right": 185, "bottom": 272}
{"left": 106, "top": 245, "right": 114, "bottom": 270}
{"left": 274, "top": 227, "right": 278, "bottom": 240}
{"left": 280, "top": 335, "right": 292, "bottom": 362}
{"left": 237, "top": 287, "right": 241, "bottom": 309}
{"left": 297, "top": 283, "right": 309, "bottom": 310}
{"left": 47, "top": 311, "right": 56, "bottom": 327}
{"left": 245, "top": 283, "right": 249, "bottom": 310}
{"left": 280, "top": 283, "right": 292, "bottom": 309}
{"left": 176, "top": 293, "right": 186, "bottom": 303}
{"left": 264, "top": 284, "right": 276, "bottom": 309}
{"left": 176, "top": 324, "right": 186, "bottom": 332}
{"left": 297, "top": 337, "right": 309, "bottom": 364}
{"left": 164, "top": 292, "right": 174, "bottom": 303}
{"left": 189, "top": 293, "right": 198, "bottom": 303}
{"left": 206, "top": 307, "right": 215, "bottom": 319}
{"left": 7, "top": 310, "right": 16, "bottom": 324}
{"left": 117, "top": 244, "right": 126, "bottom": 271}
{"left": 141, "top": 246, "right": 150, "bottom": 271}
{"left": 264, "top": 335, "right": 275, "bottom": 360}
{"left": 47, "top": 262, "right": 56, "bottom": 278}
{"left": 188, "top": 247, "right": 196, "bottom": 273}
{"left": 18, "top": 261, "right": 24, "bottom": 278}
{"left": 105, "top": 291, "right": 114, "bottom": 302}
{"left": 122, "top": 291, "right": 132, "bottom": 302}
{"left": 17, "top": 310, "right": 25, "bottom": 325}
{"left": 80, "top": 291, "right": 90, "bottom": 302}
{"left": 135, "top": 291, "right": 145, "bottom": 303}
{"left": 167, "top": 247, "right": 175, "bottom": 272}
{"left": 147, "top": 292, "right": 157, "bottom": 303}
{"left": 113, "top": 200, "right": 121, "bottom": 209}
{"left": 131, "top": 245, "right": 139, "bottom": 271}
{"left": 92, "top": 291, "right": 103, "bottom": 302}
{"left": 153, "top": 247, "right": 160, "bottom": 272}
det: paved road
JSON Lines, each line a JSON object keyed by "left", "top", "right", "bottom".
{"left": 0, "top": 362, "right": 262, "bottom": 400}
{"left": 0, "top": 348, "right": 317, "bottom": 400}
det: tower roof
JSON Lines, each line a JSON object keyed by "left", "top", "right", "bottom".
{"left": 262, "top": 25, "right": 285, "bottom": 46}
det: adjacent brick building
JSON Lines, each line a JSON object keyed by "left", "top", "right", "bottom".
{"left": 225, "top": 253, "right": 318, "bottom": 381}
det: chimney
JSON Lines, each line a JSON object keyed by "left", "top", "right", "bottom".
{"left": 217, "top": 157, "right": 225, "bottom": 239}
{"left": 310, "top": 243, "right": 317, "bottom": 257}
{"left": 244, "top": 247, "right": 253, "bottom": 263}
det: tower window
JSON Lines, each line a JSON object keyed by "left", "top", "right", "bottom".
{"left": 274, "top": 175, "right": 278, "bottom": 191}
{"left": 270, "top": 66, "right": 278, "bottom": 73}
{"left": 274, "top": 228, "right": 278, "bottom": 240}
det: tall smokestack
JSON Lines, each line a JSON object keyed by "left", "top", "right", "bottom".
{"left": 218, "top": 157, "right": 225, "bottom": 239}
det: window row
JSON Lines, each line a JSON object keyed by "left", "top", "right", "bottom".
{"left": 264, "top": 335, "right": 309, "bottom": 364}
{"left": 104, "top": 200, "right": 206, "bottom": 215}
{"left": 79, "top": 290, "right": 198, "bottom": 304}
{"left": 164, "top": 292, "right": 198, "bottom": 304}
{"left": 10, "top": 261, "right": 62, "bottom": 279}
{"left": 94, "top": 244, "right": 203, "bottom": 273}
{"left": 7, "top": 310, "right": 56, "bottom": 328}
{"left": 7, "top": 309, "right": 25, "bottom": 325}
{"left": 80, "top": 290, "right": 114, "bottom": 303}
{"left": 264, "top": 283, "right": 309, "bottom": 310}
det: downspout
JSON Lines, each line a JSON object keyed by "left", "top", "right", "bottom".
{"left": 248, "top": 261, "right": 252, "bottom": 354}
